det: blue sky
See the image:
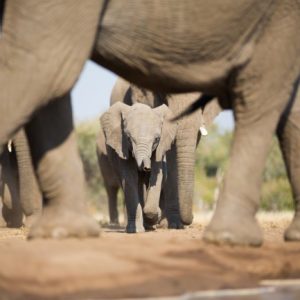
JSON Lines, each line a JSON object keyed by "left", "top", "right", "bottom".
{"left": 71, "top": 61, "right": 234, "bottom": 131}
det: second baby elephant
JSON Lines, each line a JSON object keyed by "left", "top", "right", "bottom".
{"left": 99, "top": 102, "right": 177, "bottom": 233}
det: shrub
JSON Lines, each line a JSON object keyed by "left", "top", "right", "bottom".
{"left": 195, "top": 126, "right": 292, "bottom": 211}
{"left": 76, "top": 119, "right": 107, "bottom": 211}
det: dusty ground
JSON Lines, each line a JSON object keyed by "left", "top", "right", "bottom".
{"left": 0, "top": 212, "right": 300, "bottom": 299}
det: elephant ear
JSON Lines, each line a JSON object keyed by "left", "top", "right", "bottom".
{"left": 200, "top": 99, "right": 222, "bottom": 135}
{"left": 130, "top": 84, "right": 157, "bottom": 107}
{"left": 154, "top": 104, "right": 178, "bottom": 161}
{"left": 100, "top": 102, "right": 131, "bottom": 159}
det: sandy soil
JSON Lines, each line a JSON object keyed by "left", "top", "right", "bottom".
{"left": 0, "top": 212, "right": 300, "bottom": 299}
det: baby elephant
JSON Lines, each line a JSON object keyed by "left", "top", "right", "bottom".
{"left": 99, "top": 102, "right": 177, "bottom": 233}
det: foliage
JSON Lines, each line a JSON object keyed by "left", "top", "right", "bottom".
{"left": 196, "top": 124, "right": 231, "bottom": 176}
{"left": 195, "top": 125, "right": 293, "bottom": 211}
{"left": 76, "top": 119, "right": 107, "bottom": 211}
{"left": 261, "top": 139, "right": 293, "bottom": 210}
{"left": 194, "top": 124, "right": 231, "bottom": 210}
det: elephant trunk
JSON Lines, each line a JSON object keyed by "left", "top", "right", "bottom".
{"left": 13, "top": 129, "right": 42, "bottom": 223}
{"left": 176, "top": 127, "right": 197, "bottom": 225}
{"left": 135, "top": 143, "right": 151, "bottom": 172}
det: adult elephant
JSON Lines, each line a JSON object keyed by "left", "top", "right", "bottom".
{"left": 110, "top": 78, "right": 221, "bottom": 228}
{"left": 0, "top": 1, "right": 103, "bottom": 238}
{"left": 0, "top": 129, "right": 42, "bottom": 228}
{"left": 0, "top": 1, "right": 299, "bottom": 245}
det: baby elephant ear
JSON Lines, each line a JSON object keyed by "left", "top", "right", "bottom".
{"left": 100, "top": 102, "right": 131, "bottom": 159}
{"left": 154, "top": 104, "right": 178, "bottom": 161}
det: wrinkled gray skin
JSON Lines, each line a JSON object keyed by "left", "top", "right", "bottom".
{"left": 0, "top": 1, "right": 299, "bottom": 244}
{"left": 99, "top": 102, "right": 177, "bottom": 233}
{"left": 0, "top": 129, "right": 42, "bottom": 228}
{"left": 109, "top": 78, "right": 221, "bottom": 228}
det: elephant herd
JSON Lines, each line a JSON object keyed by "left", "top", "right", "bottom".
{"left": 97, "top": 79, "right": 221, "bottom": 233}
{"left": 0, "top": 1, "right": 299, "bottom": 247}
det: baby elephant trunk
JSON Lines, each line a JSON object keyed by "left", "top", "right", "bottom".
{"left": 136, "top": 156, "right": 151, "bottom": 172}
{"left": 135, "top": 144, "right": 151, "bottom": 172}
{"left": 135, "top": 143, "right": 152, "bottom": 172}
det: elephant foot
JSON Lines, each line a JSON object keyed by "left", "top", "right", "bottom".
{"left": 144, "top": 212, "right": 160, "bottom": 226}
{"left": 108, "top": 221, "right": 121, "bottom": 229}
{"left": 0, "top": 217, "right": 7, "bottom": 228}
{"left": 28, "top": 206, "right": 100, "bottom": 239}
{"left": 144, "top": 219, "right": 157, "bottom": 231}
{"left": 157, "top": 217, "right": 168, "bottom": 229}
{"left": 203, "top": 214, "right": 263, "bottom": 247}
{"left": 24, "top": 213, "right": 41, "bottom": 228}
{"left": 143, "top": 207, "right": 161, "bottom": 225}
{"left": 2, "top": 208, "right": 23, "bottom": 228}
{"left": 144, "top": 224, "right": 156, "bottom": 231}
{"left": 157, "top": 216, "right": 184, "bottom": 229}
{"left": 284, "top": 217, "right": 300, "bottom": 241}
{"left": 5, "top": 217, "right": 23, "bottom": 228}
{"left": 126, "top": 221, "right": 145, "bottom": 233}
{"left": 109, "top": 219, "right": 120, "bottom": 226}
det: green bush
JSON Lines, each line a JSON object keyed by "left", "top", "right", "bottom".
{"left": 261, "top": 139, "right": 292, "bottom": 210}
{"left": 195, "top": 126, "right": 293, "bottom": 211}
{"left": 195, "top": 125, "right": 231, "bottom": 209}
{"left": 261, "top": 178, "right": 293, "bottom": 210}
{"left": 196, "top": 125, "right": 231, "bottom": 176}
{"left": 76, "top": 119, "right": 107, "bottom": 211}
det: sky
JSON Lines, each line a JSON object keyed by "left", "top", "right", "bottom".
{"left": 71, "top": 61, "right": 234, "bottom": 132}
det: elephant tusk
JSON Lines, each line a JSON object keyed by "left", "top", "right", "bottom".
{"left": 7, "top": 140, "right": 12, "bottom": 152}
{"left": 200, "top": 126, "right": 208, "bottom": 136}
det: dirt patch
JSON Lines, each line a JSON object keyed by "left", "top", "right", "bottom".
{"left": 0, "top": 212, "right": 299, "bottom": 299}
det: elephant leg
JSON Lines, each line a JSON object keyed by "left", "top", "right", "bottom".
{"left": 13, "top": 129, "right": 42, "bottom": 228}
{"left": 1, "top": 148, "right": 23, "bottom": 228}
{"left": 140, "top": 173, "right": 155, "bottom": 231}
{"left": 97, "top": 145, "right": 120, "bottom": 225}
{"left": 124, "top": 184, "right": 144, "bottom": 233}
{"left": 0, "top": 200, "right": 6, "bottom": 228}
{"left": 25, "top": 94, "right": 99, "bottom": 239}
{"left": 144, "top": 160, "right": 163, "bottom": 226}
{"left": 204, "top": 108, "right": 281, "bottom": 246}
{"left": 2, "top": 184, "right": 23, "bottom": 228}
{"left": 203, "top": 9, "right": 299, "bottom": 246}
{"left": 0, "top": 161, "right": 6, "bottom": 227}
{"left": 106, "top": 184, "right": 119, "bottom": 225}
{"left": 162, "top": 93, "right": 202, "bottom": 229}
{"left": 117, "top": 157, "right": 144, "bottom": 233}
{"left": 162, "top": 143, "right": 184, "bottom": 229}
{"left": 277, "top": 100, "right": 300, "bottom": 241}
